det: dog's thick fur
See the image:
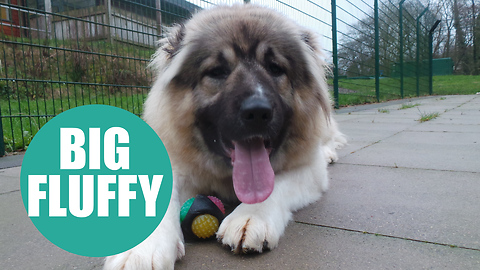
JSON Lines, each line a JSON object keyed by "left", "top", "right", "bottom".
{"left": 104, "top": 4, "right": 345, "bottom": 269}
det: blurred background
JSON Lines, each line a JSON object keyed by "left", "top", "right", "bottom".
{"left": 1, "top": 0, "right": 476, "bottom": 155}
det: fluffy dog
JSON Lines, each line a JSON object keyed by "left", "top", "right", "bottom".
{"left": 104, "top": 4, "right": 345, "bottom": 269}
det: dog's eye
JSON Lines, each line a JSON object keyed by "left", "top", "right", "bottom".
{"left": 268, "top": 62, "right": 285, "bottom": 77}
{"left": 206, "top": 67, "right": 230, "bottom": 80}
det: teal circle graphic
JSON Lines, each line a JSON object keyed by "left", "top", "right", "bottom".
{"left": 20, "top": 105, "right": 172, "bottom": 257}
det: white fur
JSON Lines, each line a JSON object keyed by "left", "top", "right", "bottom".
{"left": 104, "top": 189, "right": 185, "bottom": 270}
{"left": 104, "top": 144, "right": 331, "bottom": 270}
{"left": 104, "top": 5, "right": 345, "bottom": 270}
{"left": 217, "top": 146, "right": 329, "bottom": 253}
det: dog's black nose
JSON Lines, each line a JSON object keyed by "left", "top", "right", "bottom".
{"left": 240, "top": 96, "right": 273, "bottom": 126}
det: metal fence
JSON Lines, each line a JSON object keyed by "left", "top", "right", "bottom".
{"left": 0, "top": 0, "right": 438, "bottom": 155}
{"left": 332, "top": 0, "right": 439, "bottom": 107}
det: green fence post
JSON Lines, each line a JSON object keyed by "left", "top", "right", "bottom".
{"left": 0, "top": 115, "right": 4, "bottom": 156}
{"left": 374, "top": 0, "right": 380, "bottom": 102}
{"left": 428, "top": 33, "right": 433, "bottom": 95}
{"left": 429, "top": 20, "right": 441, "bottom": 95}
{"left": 416, "top": 7, "right": 428, "bottom": 97}
{"left": 0, "top": 102, "right": 4, "bottom": 156}
{"left": 399, "top": 0, "right": 406, "bottom": 99}
{"left": 331, "top": 0, "right": 339, "bottom": 109}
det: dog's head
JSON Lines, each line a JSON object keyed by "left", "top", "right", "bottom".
{"left": 146, "top": 5, "right": 331, "bottom": 204}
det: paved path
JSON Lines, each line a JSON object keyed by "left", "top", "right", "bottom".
{"left": 1, "top": 95, "right": 479, "bottom": 269}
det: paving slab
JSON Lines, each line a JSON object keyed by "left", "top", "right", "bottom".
{"left": 0, "top": 153, "right": 24, "bottom": 169}
{"left": 335, "top": 141, "right": 373, "bottom": 160}
{"left": 334, "top": 96, "right": 432, "bottom": 115}
{"left": 459, "top": 102, "right": 480, "bottom": 110}
{"left": 340, "top": 131, "right": 480, "bottom": 172}
{"left": 177, "top": 222, "right": 480, "bottom": 270}
{"left": 424, "top": 114, "right": 480, "bottom": 125}
{"left": 338, "top": 121, "right": 413, "bottom": 142}
{"left": 0, "top": 174, "right": 20, "bottom": 194}
{"left": 408, "top": 122, "right": 480, "bottom": 133}
{"left": 0, "top": 166, "right": 21, "bottom": 178}
{"left": 0, "top": 170, "right": 105, "bottom": 270}
{"left": 295, "top": 164, "right": 480, "bottom": 250}
{"left": 1, "top": 95, "right": 479, "bottom": 270}
{"left": 0, "top": 166, "right": 22, "bottom": 201}
{"left": 340, "top": 114, "right": 420, "bottom": 125}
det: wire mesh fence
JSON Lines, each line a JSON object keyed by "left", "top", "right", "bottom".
{"left": 333, "top": 0, "right": 438, "bottom": 106}
{"left": 1, "top": 0, "right": 438, "bottom": 155}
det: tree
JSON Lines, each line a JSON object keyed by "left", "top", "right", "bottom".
{"left": 454, "top": 0, "right": 470, "bottom": 73}
{"left": 337, "top": 1, "right": 431, "bottom": 77}
{"left": 337, "top": 0, "right": 480, "bottom": 76}
{"left": 434, "top": 0, "right": 480, "bottom": 74}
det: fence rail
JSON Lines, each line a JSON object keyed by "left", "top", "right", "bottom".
{"left": 1, "top": 0, "right": 439, "bottom": 156}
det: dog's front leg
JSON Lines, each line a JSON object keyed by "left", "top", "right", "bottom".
{"left": 217, "top": 152, "right": 328, "bottom": 254}
{"left": 103, "top": 184, "right": 185, "bottom": 270}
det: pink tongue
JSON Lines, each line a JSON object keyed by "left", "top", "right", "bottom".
{"left": 231, "top": 138, "right": 275, "bottom": 204}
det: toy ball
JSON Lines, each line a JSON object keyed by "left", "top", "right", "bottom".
{"left": 180, "top": 195, "right": 225, "bottom": 240}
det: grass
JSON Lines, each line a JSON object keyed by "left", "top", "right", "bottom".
{"left": 398, "top": 103, "right": 421, "bottom": 110}
{"left": 1, "top": 92, "right": 146, "bottom": 153}
{"left": 329, "top": 75, "right": 480, "bottom": 107}
{"left": 1, "top": 36, "right": 153, "bottom": 153}
{"left": 432, "top": 75, "right": 480, "bottom": 95}
{"left": 0, "top": 36, "right": 155, "bottom": 101}
{"left": 329, "top": 76, "right": 430, "bottom": 107}
{"left": 330, "top": 77, "right": 405, "bottom": 106}
{"left": 378, "top": 108, "right": 390, "bottom": 113}
{"left": 417, "top": 110, "right": 440, "bottom": 122}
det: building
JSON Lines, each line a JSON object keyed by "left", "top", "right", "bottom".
{"left": 1, "top": 0, "right": 22, "bottom": 37}
{"left": 1, "top": 0, "right": 199, "bottom": 46}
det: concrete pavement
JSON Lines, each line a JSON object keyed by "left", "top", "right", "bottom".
{"left": 1, "top": 95, "right": 479, "bottom": 269}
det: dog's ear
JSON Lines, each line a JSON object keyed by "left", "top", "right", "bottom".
{"left": 149, "top": 24, "right": 186, "bottom": 71}
{"left": 300, "top": 30, "right": 333, "bottom": 119}
{"left": 162, "top": 24, "right": 186, "bottom": 59}
{"left": 300, "top": 31, "right": 318, "bottom": 52}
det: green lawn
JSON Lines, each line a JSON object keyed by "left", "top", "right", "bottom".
{"left": 330, "top": 76, "right": 426, "bottom": 106}
{"left": 1, "top": 92, "right": 146, "bottom": 153}
{"left": 329, "top": 75, "right": 479, "bottom": 107}
{"left": 432, "top": 75, "right": 480, "bottom": 95}
{"left": 1, "top": 36, "right": 153, "bottom": 153}
{"left": 2, "top": 74, "right": 479, "bottom": 154}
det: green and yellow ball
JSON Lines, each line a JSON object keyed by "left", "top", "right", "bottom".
{"left": 180, "top": 195, "right": 225, "bottom": 240}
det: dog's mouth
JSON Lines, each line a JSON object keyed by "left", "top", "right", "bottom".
{"left": 223, "top": 136, "right": 275, "bottom": 204}
{"left": 196, "top": 93, "right": 290, "bottom": 205}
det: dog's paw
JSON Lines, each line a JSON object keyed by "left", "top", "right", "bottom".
{"left": 103, "top": 235, "right": 184, "bottom": 270}
{"left": 216, "top": 204, "right": 288, "bottom": 254}
{"left": 324, "top": 148, "right": 339, "bottom": 164}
